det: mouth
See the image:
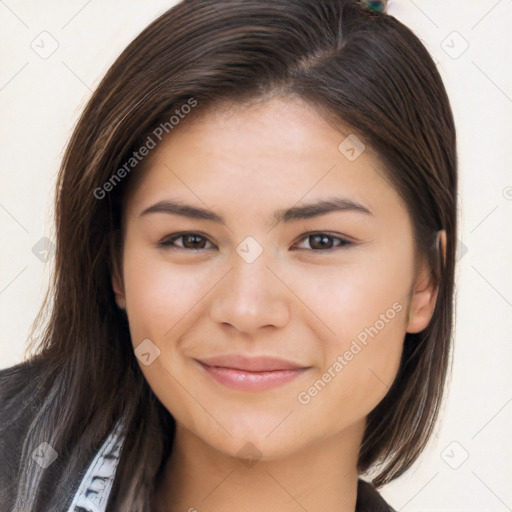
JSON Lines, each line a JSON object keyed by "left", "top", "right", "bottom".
{"left": 195, "top": 354, "right": 311, "bottom": 392}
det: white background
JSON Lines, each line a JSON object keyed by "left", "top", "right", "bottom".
{"left": 1, "top": 1, "right": 511, "bottom": 510}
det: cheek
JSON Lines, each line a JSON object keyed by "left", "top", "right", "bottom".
{"left": 291, "top": 252, "right": 410, "bottom": 420}
{"left": 342, "top": 307, "right": 406, "bottom": 399}
{"left": 120, "top": 251, "right": 214, "bottom": 422}
{"left": 296, "top": 299, "right": 407, "bottom": 429}
{"left": 121, "top": 249, "right": 213, "bottom": 343}
{"left": 289, "top": 247, "right": 411, "bottom": 352}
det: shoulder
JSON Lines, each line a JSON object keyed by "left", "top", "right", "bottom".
{"left": 0, "top": 358, "right": 118, "bottom": 511}
{"left": 0, "top": 358, "right": 46, "bottom": 509}
{"left": 356, "top": 478, "right": 396, "bottom": 512}
{"left": 0, "top": 357, "right": 45, "bottom": 427}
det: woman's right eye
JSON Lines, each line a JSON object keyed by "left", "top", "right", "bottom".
{"left": 158, "top": 233, "right": 215, "bottom": 251}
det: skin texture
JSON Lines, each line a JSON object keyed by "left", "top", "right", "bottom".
{"left": 111, "top": 96, "right": 444, "bottom": 512}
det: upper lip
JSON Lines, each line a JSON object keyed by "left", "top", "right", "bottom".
{"left": 197, "top": 354, "right": 308, "bottom": 372}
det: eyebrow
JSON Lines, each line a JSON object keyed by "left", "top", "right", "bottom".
{"left": 138, "top": 197, "right": 374, "bottom": 226}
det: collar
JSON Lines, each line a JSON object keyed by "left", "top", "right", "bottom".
{"left": 66, "top": 420, "right": 125, "bottom": 512}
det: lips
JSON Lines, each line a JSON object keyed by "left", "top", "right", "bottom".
{"left": 197, "top": 354, "right": 306, "bottom": 372}
{"left": 195, "top": 354, "right": 310, "bottom": 392}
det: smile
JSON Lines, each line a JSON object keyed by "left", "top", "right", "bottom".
{"left": 195, "top": 355, "right": 310, "bottom": 392}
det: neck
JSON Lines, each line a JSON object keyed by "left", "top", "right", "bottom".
{"left": 154, "top": 420, "right": 364, "bottom": 512}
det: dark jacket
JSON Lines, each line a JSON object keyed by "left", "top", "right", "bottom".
{"left": 0, "top": 360, "right": 395, "bottom": 511}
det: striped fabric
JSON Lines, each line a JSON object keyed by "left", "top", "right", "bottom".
{"left": 66, "top": 421, "right": 125, "bottom": 512}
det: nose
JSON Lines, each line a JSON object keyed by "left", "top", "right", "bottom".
{"left": 209, "top": 246, "right": 291, "bottom": 333}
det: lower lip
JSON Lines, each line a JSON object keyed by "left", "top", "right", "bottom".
{"left": 197, "top": 362, "right": 308, "bottom": 392}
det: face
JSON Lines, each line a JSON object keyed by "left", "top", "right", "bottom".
{"left": 112, "top": 96, "right": 439, "bottom": 462}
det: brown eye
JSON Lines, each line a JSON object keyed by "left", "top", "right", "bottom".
{"left": 293, "top": 233, "right": 352, "bottom": 251}
{"left": 158, "top": 233, "right": 214, "bottom": 250}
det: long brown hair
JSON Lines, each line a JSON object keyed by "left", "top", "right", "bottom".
{"left": 0, "top": 0, "right": 457, "bottom": 510}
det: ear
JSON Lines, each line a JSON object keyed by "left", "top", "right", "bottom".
{"left": 109, "top": 230, "right": 126, "bottom": 310}
{"left": 406, "top": 230, "right": 446, "bottom": 334}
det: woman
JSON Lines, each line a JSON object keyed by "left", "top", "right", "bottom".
{"left": 0, "top": 0, "right": 457, "bottom": 510}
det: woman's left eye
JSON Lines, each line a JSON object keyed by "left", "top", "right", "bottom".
{"left": 158, "top": 232, "right": 352, "bottom": 252}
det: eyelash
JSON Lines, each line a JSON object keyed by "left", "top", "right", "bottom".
{"left": 157, "top": 232, "right": 353, "bottom": 252}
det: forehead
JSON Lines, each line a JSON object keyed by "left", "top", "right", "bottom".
{"left": 124, "top": 96, "right": 404, "bottom": 222}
